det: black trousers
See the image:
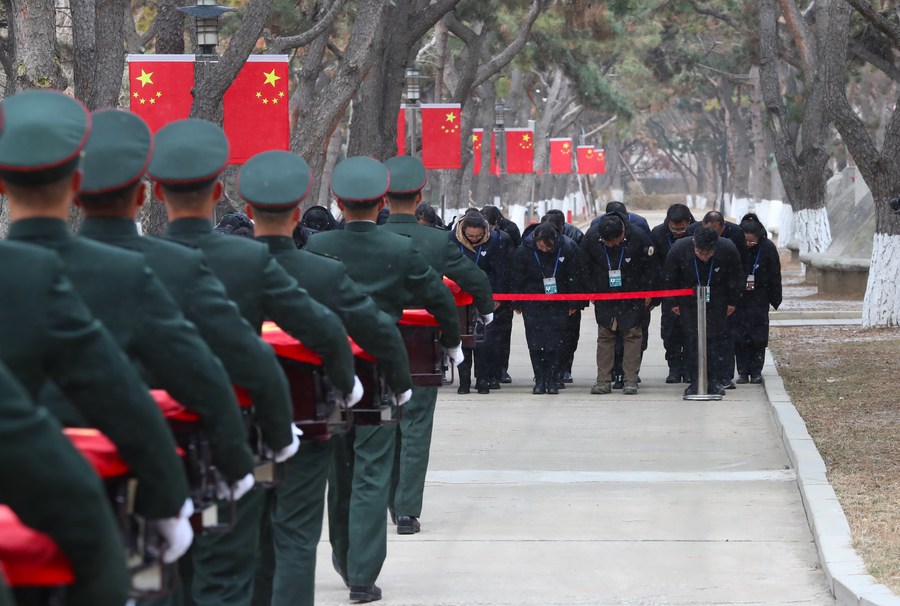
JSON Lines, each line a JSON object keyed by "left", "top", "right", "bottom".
{"left": 560, "top": 309, "right": 581, "bottom": 373}
{"left": 735, "top": 343, "right": 766, "bottom": 377}
{"left": 661, "top": 307, "right": 687, "bottom": 376}
{"left": 683, "top": 329, "right": 730, "bottom": 386}
{"left": 490, "top": 304, "right": 513, "bottom": 377}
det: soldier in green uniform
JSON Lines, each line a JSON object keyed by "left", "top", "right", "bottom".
{"left": 78, "top": 109, "right": 297, "bottom": 502}
{"left": 235, "top": 151, "right": 413, "bottom": 606}
{"left": 149, "top": 118, "right": 359, "bottom": 606}
{"left": 304, "top": 156, "right": 462, "bottom": 603}
{"left": 0, "top": 362, "right": 130, "bottom": 606}
{"left": 0, "top": 91, "right": 193, "bottom": 559}
{"left": 382, "top": 155, "right": 494, "bottom": 535}
{"left": 2, "top": 92, "right": 254, "bottom": 536}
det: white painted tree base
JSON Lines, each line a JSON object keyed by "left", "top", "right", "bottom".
{"left": 862, "top": 233, "right": 900, "bottom": 327}
{"left": 778, "top": 203, "right": 794, "bottom": 249}
{"left": 794, "top": 207, "right": 832, "bottom": 255}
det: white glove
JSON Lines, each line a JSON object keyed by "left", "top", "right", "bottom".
{"left": 344, "top": 375, "right": 364, "bottom": 408}
{"left": 273, "top": 429, "right": 301, "bottom": 463}
{"left": 396, "top": 389, "right": 412, "bottom": 406}
{"left": 480, "top": 312, "right": 494, "bottom": 325}
{"left": 156, "top": 499, "right": 195, "bottom": 564}
{"left": 215, "top": 472, "right": 255, "bottom": 502}
{"left": 445, "top": 343, "right": 464, "bottom": 366}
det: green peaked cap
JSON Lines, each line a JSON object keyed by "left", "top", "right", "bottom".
{"left": 0, "top": 90, "right": 90, "bottom": 185}
{"left": 81, "top": 109, "right": 152, "bottom": 194}
{"left": 385, "top": 155, "right": 426, "bottom": 194}
{"left": 238, "top": 150, "right": 312, "bottom": 210}
{"left": 148, "top": 118, "right": 228, "bottom": 186}
{"left": 330, "top": 156, "right": 390, "bottom": 203}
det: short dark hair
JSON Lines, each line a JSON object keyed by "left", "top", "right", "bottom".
{"left": 214, "top": 212, "right": 255, "bottom": 238}
{"left": 388, "top": 191, "right": 420, "bottom": 203}
{"left": 541, "top": 210, "right": 565, "bottom": 231}
{"left": 532, "top": 222, "right": 558, "bottom": 246}
{"left": 666, "top": 203, "right": 693, "bottom": 223}
{"left": 596, "top": 214, "right": 625, "bottom": 242}
{"left": 78, "top": 182, "right": 141, "bottom": 212}
{"left": 694, "top": 226, "right": 719, "bottom": 250}
{"left": 415, "top": 202, "right": 437, "bottom": 226}
{"left": 605, "top": 201, "right": 627, "bottom": 215}
{"left": 460, "top": 210, "right": 488, "bottom": 231}
{"left": 300, "top": 205, "right": 336, "bottom": 232}
{"left": 702, "top": 211, "right": 724, "bottom": 227}
{"left": 480, "top": 205, "right": 501, "bottom": 226}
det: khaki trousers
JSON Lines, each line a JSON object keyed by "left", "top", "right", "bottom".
{"left": 596, "top": 324, "right": 643, "bottom": 383}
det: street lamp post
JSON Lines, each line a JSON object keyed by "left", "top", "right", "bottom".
{"left": 177, "top": 0, "right": 232, "bottom": 57}
{"left": 405, "top": 67, "right": 422, "bottom": 157}
{"left": 494, "top": 101, "right": 506, "bottom": 211}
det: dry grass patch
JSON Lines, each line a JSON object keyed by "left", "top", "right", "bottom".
{"left": 770, "top": 325, "right": 900, "bottom": 593}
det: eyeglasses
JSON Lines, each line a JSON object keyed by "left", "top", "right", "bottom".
{"left": 670, "top": 227, "right": 687, "bottom": 234}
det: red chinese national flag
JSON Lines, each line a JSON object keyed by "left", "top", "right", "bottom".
{"left": 577, "top": 146, "right": 599, "bottom": 174}
{"left": 595, "top": 148, "right": 607, "bottom": 174}
{"left": 397, "top": 105, "right": 406, "bottom": 156}
{"left": 223, "top": 56, "right": 290, "bottom": 165}
{"left": 505, "top": 128, "right": 534, "bottom": 174}
{"left": 550, "top": 138, "right": 573, "bottom": 174}
{"left": 472, "top": 129, "right": 483, "bottom": 175}
{"left": 127, "top": 55, "right": 194, "bottom": 133}
{"left": 421, "top": 103, "right": 462, "bottom": 169}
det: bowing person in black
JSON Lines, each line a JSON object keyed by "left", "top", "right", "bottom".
{"left": 732, "top": 214, "right": 782, "bottom": 384}
{"left": 662, "top": 227, "right": 743, "bottom": 396}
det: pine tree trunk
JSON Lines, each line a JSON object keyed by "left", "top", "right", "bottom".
{"left": 7, "top": 0, "right": 66, "bottom": 92}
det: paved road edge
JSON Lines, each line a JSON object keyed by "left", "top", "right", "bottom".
{"left": 762, "top": 350, "right": 900, "bottom": 606}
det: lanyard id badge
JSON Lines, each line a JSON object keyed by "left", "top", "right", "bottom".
{"left": 705, "top": 288, "right": 711, "bottom": 304}
{"left": 608, "top": 269, "right": 623, "bottom": 288}
{"left": 746, "top": 274, "right": 756, "bottom": 291}
{"left": 543, "top": 277, "right": 558, "bottom": 294}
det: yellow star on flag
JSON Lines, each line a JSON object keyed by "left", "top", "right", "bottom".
{"left": 149, "top": 98, "right": 156, "bottom": 104}
{"left": 133, "top": 92, "right": 139, "bottom": 98}
{"left": 256, "top": 92, "right": 262, "bottom": 98}
{"left": 563, "top": 143, "right": 570, "bottom": 149}
{"left": 278, "top": 92, "right": 284, "bottom": 98}
{"left": 140, "top": 98, "right": 146, "bottom": 105}
{"left": 263, "top": 98, "right": 269, "bottom": 105}
{"left": 156, "top": 91, "right": 162, "bottom": 98}
{"left": 263, "top": 69, "right": 281, "bottom": 87}
{"left": 445, "top": 112, "right": 457, "bottom": 122}
{"left": 136, "top": 70, "right": 154, "bottom": 87}
{"left": 522, "top": 134, "right": 530, "bottom": 142}
{"left": 272, "top": 98, "right": 279, "bottom": 104}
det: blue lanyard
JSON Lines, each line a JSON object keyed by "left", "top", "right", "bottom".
{"left": 459, "top": 244, "right": 485, "bottom": 265}
{"left": 694, "top": 257, "right": 715, "bottom": 286}
{"left": 749, "top": 247, "right": 761, "bottom": 275}
{"left": 605, "top": 245, "right": 625, "bottom": 271}
{"left": 534, "top": 249, "right": 561, "bottom": 279}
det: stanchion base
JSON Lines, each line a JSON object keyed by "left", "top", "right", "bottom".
{"left": 683, "top": 394, "right": 724, "bottom": 401}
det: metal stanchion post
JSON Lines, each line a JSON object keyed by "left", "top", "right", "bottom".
{"left": 684, "top": 285, "right": 722, "bottom": 401}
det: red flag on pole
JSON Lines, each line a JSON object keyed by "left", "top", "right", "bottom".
{"left": 223, "top": 55, "right": 290, "bottom": 165}
{"left": 421, "top": 103, "right": 462, "bottom": 169}
{"left": 396, "top": 105, "right": 406, "bottom": 156}
{"left": 127, "top": 55, "right": 195, "bottom": 133}
{"left": 595, "top": 148, "right": 607, "bottom": 174}
{"left": 577, "top": 146, "right": 600, "bottom": 174}
{"left": 505, "top": 128, "right": 534, "bottom": 174}
{"left": 472, "top": 129, "right": 483, "bottom": 175}
{"left": 549, "top": 138, "right": 573, "bottom": 174}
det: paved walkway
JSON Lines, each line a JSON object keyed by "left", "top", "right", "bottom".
{"left": 315, "top": 310, "right": 835, "bottom": 605}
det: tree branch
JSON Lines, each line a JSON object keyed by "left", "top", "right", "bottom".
{"left": 471, "top": 0, "right": 548, "bottom": 91}
{"left": 408, "top": 0, "right": 463, "bottom": 44}
{"left": 267, "top": 0, "right": 348, "bottom": 54}
{"left": 443, "top": 10, "right": 477, "bottom": 47}
{"left": 848, "top": 35, "right": 900, "bottom": 82}
{"left": 696, "top": 63, "right": 753, "bottom": 84}
{"left": 843, "top": 0, "right": 900, "bottom": 49}
{"left": 686, "top": 0, "right": 742, "bottom": 31}
{"left": 776, "top": 0, "right": 813, "bottom": 75}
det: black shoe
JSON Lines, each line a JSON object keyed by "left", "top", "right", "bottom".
{"left": 349, "top": 584, "right": 382, "bottom": 603}
{"left": 556, "top": 380, "right": 565, "bottom": 390}
{"left": 332, "top": 552, "right": 349, "bottom": 587}
{"left": 499, "top": 372, "right": 512, "bottom": 384}
{"left": 562, "top": 371, "right": 573, "bottom": 383}
{"left": 750, "top": 375, "right": 763, "bottom": 384}
{"left": 396, "top": 515, "right": 420, "bottom": 534}
{"left": 532, "top": 381, "right": 546, "bottom": 395}
{"left": 735, "top": 374, "right": 749, "bottom": 384}
{"left": 708, "top": 384, "right": 726, "bottom": 396}
{"left": 488, "top": 379, "right": 501, "bottom": 390}
{"left": 683, "top": 383, "right": 698, "bottom": 396}
{"left": 546, "top": 382, "right": 559, "bottom": 394}
{"left": 476, "top": 380, "right": 490, "bottom": 395}
{"left": 666, "top": 370, "right": 681, "bottom": 384}
{"left": 721, "top": 379, "right": 736, "bottom": 390}
{"left": 612, "top": 375, "right": 624, "bottom": 390}
{"left": 457, "top": 384, "right": 470, "bottom": 395}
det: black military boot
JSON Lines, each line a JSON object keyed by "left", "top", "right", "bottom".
{"left": 530, "top": 351, "right": 546, "bottom": 395}
{"left": 545, "top": 360, "right": 559, "bottom": 395}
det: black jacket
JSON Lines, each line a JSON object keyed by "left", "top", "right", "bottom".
{"left": 512, "top": 233, "right": 585, "bottom": 350}
{"left": 732, "top": 237, "right": 782, "bottom": 347}
{"left": 662, "top": 236, "right": 743, "bottom": 336}
{"left": 449, "top": 229, "right": 512, "bottom": 294}
{"left": 581, "top": 224, "right": 658, "bottom": 331}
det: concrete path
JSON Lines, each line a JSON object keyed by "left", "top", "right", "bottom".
{"left": 315, "top": 310, "right": 835, "bottom": 605}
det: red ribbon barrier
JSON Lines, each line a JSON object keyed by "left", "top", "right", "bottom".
{"left": 491, "top": 289, "right": 694, "bottom": 302}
